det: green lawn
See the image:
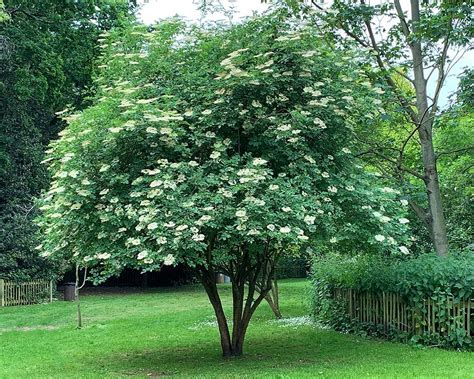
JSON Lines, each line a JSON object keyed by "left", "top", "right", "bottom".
{"left": 0, "top": 279, "right": 472, "bottom": 378}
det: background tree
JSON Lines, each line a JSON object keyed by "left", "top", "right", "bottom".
{"left": 283, "top": 0, "right": 473, "bottom": 256}
{"left": 0, "top": 0, "right": 135, "bottom": 280}
{"left": 37, "top": 12, "right": 412, "bottom": 357}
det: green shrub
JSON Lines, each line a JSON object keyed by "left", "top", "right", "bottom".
{"left": 310, "top": 252, "right": 474, "bottom": 349}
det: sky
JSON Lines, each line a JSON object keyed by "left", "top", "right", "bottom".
{"left": 136, "top": 0, "right": 472, "bottom": 108}
{"left": 138, "top": 0, "right": 268, "bottom": 25}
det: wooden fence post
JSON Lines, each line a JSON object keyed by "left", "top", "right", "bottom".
{"left": 49, "top": 280, "right": 53, "bottom": 303}
{"left": 0, "top": 279, "right": 4, "bottom": 307}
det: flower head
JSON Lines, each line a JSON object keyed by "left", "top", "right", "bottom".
{"left": 235, "top": 210, "right": 247, "bottom": 218}
{"left": 163, "top": 254, "right": 175, "bottom": 266}
{"left": 267, "top": 224, "right": 275, "bottom": 231}
{"left": 252, "top": 158, "right": 267, "bottom": 166}
{"left": 374, "top": 234, "right": 385, "bottom": 242}
{"left": 147, "top": 222, "right": 158, "bottom": 230}
{"left": 304, "top": 215, "right": 316, "bottom": 225}
{"left": 192, "top": 234, "right": 205, "bottom": 242}
{"left": 399, "top": 246, "right": 410, "bottom": 255}
{"left": 137, "top": 251, "right": 148, "bottom": 260}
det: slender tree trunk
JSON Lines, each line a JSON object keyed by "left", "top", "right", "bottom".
{"left": 409, "top": 0, "right": 448, "bottom": 256}
{"left": 259, "top": 278, "right": 282, "bottom": 319}
{"left": 231, "top": 277, "right": 245, "bottom": 356}
{"left": 266, "top": 279, "right": 282, "bottom": 319}
{"left": 75, "top": 265, "right": 82, "bottom": 328}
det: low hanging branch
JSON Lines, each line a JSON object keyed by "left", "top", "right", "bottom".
{"left": 355, "top": 149, "right": 426, "bottom": 181}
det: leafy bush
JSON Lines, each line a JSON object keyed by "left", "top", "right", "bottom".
{"left": 310, "top": 252, "right": 474, "bottom": 349}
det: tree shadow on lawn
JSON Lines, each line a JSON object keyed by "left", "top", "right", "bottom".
{"left": 94, "top": 327, "right": 412, "bottom": 377}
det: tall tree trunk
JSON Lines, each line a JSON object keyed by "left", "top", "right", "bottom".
{"left": 75, "top": 281, "right": 82, "bottom": 329}
{"left": 231, "top": 274, "right": 245, "bottom": 356}
{"left": 409, "top": 0, "right": 448, "bottom": 256}
{"left": 74, "top": 265, "right": 89, "bottom": 328}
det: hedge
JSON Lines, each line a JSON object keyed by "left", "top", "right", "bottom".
{"left": 310, "top": 252, "right": 474, "bottom": 349}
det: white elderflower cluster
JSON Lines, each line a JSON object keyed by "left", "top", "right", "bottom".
{"left": 163, "top": 254, "right": 175, "bottom": 266}
{"left": 236, "top": 168, "right": 266, "bottom": 184}
{"left": 219, "top": 48, "right": 250, "bottom": 78}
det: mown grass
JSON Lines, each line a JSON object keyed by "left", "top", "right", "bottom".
{"left": 0, "top": 279, "right": 472, "bottom": 378}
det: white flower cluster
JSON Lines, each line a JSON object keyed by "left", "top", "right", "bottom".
{"left": 219, "top": 48, "right": 250, "bottom": 78}
{"left": 236, "top": 168, "right": 266, "bottom": 184}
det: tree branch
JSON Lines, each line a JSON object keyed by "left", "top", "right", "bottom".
{"left": 6, "top": 6, "right": 55, "bottom": 24}
{"left": 409, "top": 200, "right": 431, "bottom": 226}
{"left": 355, "top": 149, "right": 425, "bottom": 181}
{"left": 393, "top": 0, "right": 411, "bottom": 39}
{"left": 436, "top": 146, "right": 474, "bottom": 160}
{"left": 430, "top": 31, "right": 451, "bottom": 115}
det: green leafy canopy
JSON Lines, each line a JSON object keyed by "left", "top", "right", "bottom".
{"left": 36, "top": 11, "right": 412, "bottom": 281}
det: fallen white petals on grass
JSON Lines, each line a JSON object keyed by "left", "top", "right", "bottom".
{"left": 268, "top": 316, "right": 318, "bottom": 329}
{"left": 188, "top": 319, "right": 219, "bottom": 330}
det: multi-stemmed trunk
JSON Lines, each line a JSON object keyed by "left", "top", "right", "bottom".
{"left": 200, "top": 249, "right": 276, "bottom": 357}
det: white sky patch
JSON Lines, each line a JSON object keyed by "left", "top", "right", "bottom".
{"left": 136, "top": 0, "right": 472, "bottom": 107}
{"left": 138, "top": 0, "right": 269, "bottom": 24}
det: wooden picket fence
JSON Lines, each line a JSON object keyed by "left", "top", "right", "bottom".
{"left": 0, "top": 279, "right": 54, "bottom": 307}
{"left": 333, "top": 288, "right": 473, "bottom": 337}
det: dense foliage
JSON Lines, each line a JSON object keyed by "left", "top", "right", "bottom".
{"left": 0, "top": 0, "right": 135, "bottom": 280}
{"left": 311, "top": 253, "right": 474, "bottom": 349}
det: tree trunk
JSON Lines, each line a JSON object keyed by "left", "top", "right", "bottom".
{"left": 201, "top": 273, "right": 233, "bottom": 356}
{"left": 201, "top": 256, "right": 275, "bottom": 357}
{"left": 260, "top": 279, "right": 282, "bottom": 319}
{"left": 409, "top": 0, "right": 448, "bottom": 256}
{"left": 268, "top": 279, "right": 282, "bottom": 318}
{"left": 75, "top": 265, "right": 82, "bottom": 328}
{"left": 231, "top": 277, "right": 245, "bottom": 356}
